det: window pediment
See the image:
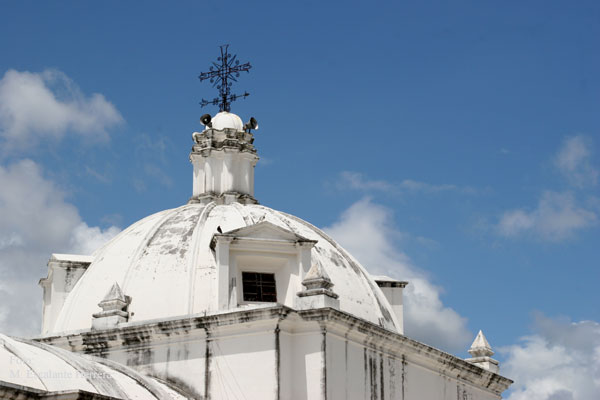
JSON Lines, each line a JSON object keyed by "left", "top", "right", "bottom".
{"left": 211, "top": 221, "right": 317, "bottom": 250}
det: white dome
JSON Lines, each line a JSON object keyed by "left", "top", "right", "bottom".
{"left": 210, "top": 111, "right": 243, "bottom": 130}
{"left": 0, "top": 333, "right": 186, "bottom": 399}
{"left": 52, "top": 203, "right": 399, "bottom": 334}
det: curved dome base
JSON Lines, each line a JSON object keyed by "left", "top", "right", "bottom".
{"left": 188, "top": 191, "right": 258, "bottom": 205}
{"left": 46, "top": 202, "right": 399, "bottom": 335}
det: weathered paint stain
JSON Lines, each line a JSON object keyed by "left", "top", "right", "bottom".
{"left": 370, "top": 354, "right": 377, "bottom": 400}
{"left": 401, "top": 355, "right": 406, "bottom": 400}
{"left": 457, "top": 384, "right": 472, "bottom": 400}
{"left": 380, "top": 353, "right": 385, "bottom": 400}
{"left": 39, "top": 306, "right": 512, "bottom": 398}
{"left": 161, "top": 374, "right": 204, "bottom": 399}
{"left": 125, "top": 348, "right": 153, "bottom": 367}
{"left": 388, "top": 356, "right": 396, "bottom": 400}
{"left": 275, "top": 324, "right": 281, "bottom": 400}
{"left": 364, "top": 347, "right": 368, "bottom": 399}
{"left": 204, "top": 329, "right": 212, "bottom": 400}
{"left": 344, "top": 339, "right": 349, "bottom": 400}
{"left": 321, "top": 327, "right": 328, "bottom": 400}
{"left": 63, "top": 267, "right": 78, "bottom": 291}
{"left": 120, "top": 328, "right": 153, "bottom": 347}
{"left": 142, "top": 205, "right": 203, "bottom": 261}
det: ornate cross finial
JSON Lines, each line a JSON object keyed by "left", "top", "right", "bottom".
{"left": 199, "top": 44, "right": 252, "bottom": 112}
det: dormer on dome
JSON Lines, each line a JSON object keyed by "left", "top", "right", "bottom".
{"left": 211, "top": 221, "right": 317, "bottom": 311}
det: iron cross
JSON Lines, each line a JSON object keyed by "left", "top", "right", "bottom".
{"left": 199, "top": 44, "right": 252, "bottom": 112}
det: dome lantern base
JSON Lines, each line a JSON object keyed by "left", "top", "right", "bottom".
{"left": 190, "top": 116, "right": 259, "bottom": 203}
{"left": 188, "top": 191, "right": 258, "bottom": 205}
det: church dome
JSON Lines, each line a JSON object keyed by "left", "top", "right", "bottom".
{"left": 42, "top": 107, "right": 401, "bottom": 337}
{"left": 210, "top": 111, "right": 243, "bottom": 130}
{"left": 0, "top": 333, "right": 186, "bottom": 399}
{"left": 51, "top": 202, "right": 399, "bottom": 334}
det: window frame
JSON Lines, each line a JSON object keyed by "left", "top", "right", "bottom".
{"left": 241, "top": 271, "right": 278, "bottom": 303}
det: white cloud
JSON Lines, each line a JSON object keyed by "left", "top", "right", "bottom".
{"left": 69, "top": 223, "right": 121, "bottom": 255}
{"left": 400, "top": 179, "right": 459, "bottom": 193}
{"left": 323, "top": 198, "right": 471, "bottom": 353}
{"left": 0, "top": 159, "right": 120, "bottom": 337}
{"left": 497, "top": 191, "right": 597, "bottom": 241}
{"left": 339, "top": 171, "right": 395, "bottom": 192}
{"left": 496, "top": 136, "right": 599, "bottom": 242}
{"left": 0, "top": 69, "right": 123, "bottom": 150}
{"left": 502, "top": 314, "right": 600, "bottom": 400}
{"left": 555, "top": 135, "right": 598, "bottom": 187}
{"left": 338, "top": 171, "right": 469, "bottom": 195}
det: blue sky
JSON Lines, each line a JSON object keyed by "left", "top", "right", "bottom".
{"left": 1, "top": 1, "right": 599, "bottom": 398}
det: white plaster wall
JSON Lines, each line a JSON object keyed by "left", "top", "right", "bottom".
{"left": 102, "top": 339, "right": 207, "bottom": 399}
{"left": 405, "top": 362, "right": 451, "bottom": 399}
{"left": 100, "top": 333, "right": 278, "bottom": 399}
{"left": 41, "top": 265, "right": 87, "bottom": 334}
{"left": 192, "top": 159, "right": 204, "bottom": 196}
{"left": 75, "top": 316, "right": 505, "bottom": 400}
{"left": 209, "top": 331, "right": 278, "bottom": 399}
{"left": 327, "top": 337, "right": 404, "bottom": 400}
{"left": 191, "top": 150, "right": 257, "bottom": 197}
{"left": 289, "top": 330, "right": 323, "bottom": 400}
{"left": 403, "top": 362, "right": 499, "bottom": 400}
{"left": 379, "top": 286, "right": 404, "bottom": 334}
{"left": 326, "top": 333, "right": 348, "bottom": 400}
{"left": 347, "top": 340, "right": 371, "bottom": 400}
{"left": 279, "top": 328, "right": 293, "bottom": 400}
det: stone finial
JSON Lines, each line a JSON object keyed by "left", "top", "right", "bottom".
{"left": 299, "top": 263, "right": 337, "bottom": 297}
{"left": 465, "top": 330, "right": 499, "bottom": 373}
{"left": 469, "top": 330, "right": 494, "bottom": 357}
{"left": 296, "top": 264, "right": 340, "bottom": 310}
{"left": 92, "top": 283, "right": 131, "bottom": 330}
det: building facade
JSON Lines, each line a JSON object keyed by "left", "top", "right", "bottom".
{"left": 0, "top": 111, "right": 512, "bottom": 399}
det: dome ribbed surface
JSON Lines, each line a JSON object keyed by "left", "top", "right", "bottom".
{"left": 52, "top": 203, "right": 398, "bottom": 334}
